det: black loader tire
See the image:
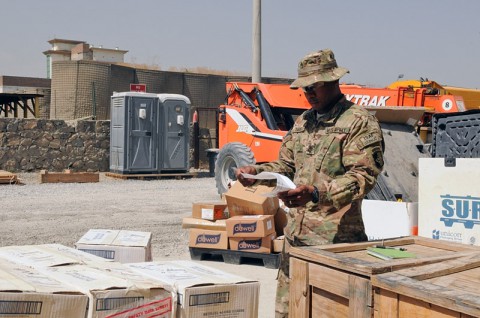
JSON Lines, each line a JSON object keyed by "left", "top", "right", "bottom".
{"left": 214, "top": 142, "right": 255, "bottom": 194}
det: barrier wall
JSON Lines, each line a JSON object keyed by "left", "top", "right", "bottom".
{"left": 0, "top": 118, "right": 110, "bottom": 172}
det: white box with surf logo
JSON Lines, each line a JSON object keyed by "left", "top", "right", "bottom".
{"left": 418, "top": 158, "right": 480, "bottom": 245}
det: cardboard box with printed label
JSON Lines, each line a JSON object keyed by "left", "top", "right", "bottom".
{"left": 75, "top": 229, "right": 152, "bottom": 263}
{"left": 126, "top": 260, "right": 260, "bottom": 318}
{"left": 0, "top": 258, "right": 88, "bottom": 318}
{"left": 229, "top": 233, "right": 276, "bottom": 254}
{"left": 188, "top": 228, "right": 229, "bottom": 249}
{"left": 0, "top": 245, "right": 174, "bottom": 318}
{"left": 39, "top": 264, "right": 173, "bottom": 318}
{"left": 0, "top": 244, "right": 109, "bottom": 268}
{"left": 418, "top": 158, "right": 480, "bottom": 246}
{"left": 192, "top": 201, "right": 228, "bottom": 220}
{"left": 224, "top": 182, "right": 279, "bottom": 216}
{"left": 226, "top": 215, "right": 275, "bottom": 238}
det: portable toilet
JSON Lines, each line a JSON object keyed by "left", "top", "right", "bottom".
{"left": 157, "top": 94, "right": 191, "bottom": 172}
{"left": 110, "top": 92, "right": 159, "bottom": 174}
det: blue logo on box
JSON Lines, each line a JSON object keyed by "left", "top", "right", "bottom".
{"left": 238, "top": 238, "right": 262, "bottom": 250}
{"left": 432, "top": 229, "right": 440, "bottom": 240}
{"left": 233, "top": 222, "right": 257, "bottom": 235}
{"left": 196, "top": 234, "right": 221, "bottom": 245}
{"left": 440, "top": 195, "right": 480, "bottom": 229}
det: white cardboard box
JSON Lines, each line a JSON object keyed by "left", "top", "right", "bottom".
{"left": 0, "top": 244, "right": 103, "bottom": 268}
{"left": 38, "top": 264, "right": 173, "bottom": 318}
{"left": 75, "top": 229, "right": 152, "bottom": 263}
{"left": 0, "top": 258, "right": 88, "bottom": 318}
{"left": 127, "top": 260, "right": 260, "bottom": 318}
{"left": 0, "top": 244, "right": 174, "bottom": 318}
{"left": 362, "top": 199, "right": 418, "bottom": 241}
{"left": 418, "top": 158, "right": 480, "bottom": 246}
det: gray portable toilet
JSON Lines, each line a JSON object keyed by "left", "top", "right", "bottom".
{"left": 157, "top": 94, "right": 191, "bottom": 172}
{"left": 110, "top": 92, "right": 159, "bottom": 174}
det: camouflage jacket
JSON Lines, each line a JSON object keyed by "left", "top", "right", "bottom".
{"left": 253, "top": 96, "right": 384, "bottom": 246}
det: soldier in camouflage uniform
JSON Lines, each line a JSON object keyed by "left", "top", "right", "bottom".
{"left": 235, "top": 49, "right": 385, "bottom": 317}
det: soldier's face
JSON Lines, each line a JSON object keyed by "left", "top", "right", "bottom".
{"left": 303, "top": 82, "right": 332, "bottom": 112}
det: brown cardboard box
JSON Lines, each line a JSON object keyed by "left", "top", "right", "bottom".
{"left": 226, "top": 215, "right": 275, "bottom": 238}
{"left": 273, "top": 236, "right": 285, "bottom": 253}
{"left": 188, "top": 229, "right": 229, "bottom": 250}
{"left": 275, "top": 206, "right": 288, "bottom": 236}
{"left": 182, "top": 217, "right": 227, "bottom": 231}
{"left": 192, "top": 201, "right": 228, "bottom": 220}
{"left": 127, "top": 261, "right": 260, "bottom": 318}
{"left": 224, "top": 182, "right": 279, "bottom": 216}
{"left": 229, "top": 233, "right": 276, "bottom": 254}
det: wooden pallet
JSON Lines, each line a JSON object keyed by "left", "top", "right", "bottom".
{"left": 189, "top": 247, "right": 281, "bottom": 269}
{"left": 0, "top": 170, "right": 18, "bottom": 184}
{"left": 40, "top": 170, "right": 99, "bottom": 183}
{"left": 106, "top": 172, "right": 197, "bottom": 180}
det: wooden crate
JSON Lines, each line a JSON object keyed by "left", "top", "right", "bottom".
{"left": 0, "top": 170, "right": 18, "bottom": 184}
{"left": 40, "top": 170, "right": 99, "bottom": 183}
{"left": 105, "top": 172, "right": 196, "bottom": 180}
{"left": 289, "top": 236, "right": 480, "bottom": 318}
{"left": 372, "top": 253, "right": 480, "bottom": 317}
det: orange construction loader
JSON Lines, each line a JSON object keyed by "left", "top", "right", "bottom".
{"left": 214, "top": 82, "right": 465, "bottom": 194}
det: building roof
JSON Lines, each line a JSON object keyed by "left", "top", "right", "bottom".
{"left": 47, "top": 38, "right": 86, "bottom": 45}
{"left": 0, "top": 76, "right": 51, "bottom": 88}
{"left": 90, "top": 46, "right": 128, "bottom": 54}
{"left": 43, "top": 49, "right": 71, "bottom": 56}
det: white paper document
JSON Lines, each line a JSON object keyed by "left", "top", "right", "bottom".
{"left": 241, "top": 172, "right": 296, "bottom": 197}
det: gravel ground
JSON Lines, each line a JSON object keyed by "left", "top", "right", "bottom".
{"left": 0, "top": 171, "right": 277, "bottom": 318}
{"left": 1, "top": 172, "right": 220, "bottom": 258}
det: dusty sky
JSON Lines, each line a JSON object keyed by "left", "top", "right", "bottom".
{"left": 1, "top": 0, "right": 479, "bottom": 88}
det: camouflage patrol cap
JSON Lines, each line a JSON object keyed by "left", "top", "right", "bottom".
{"left": 290, "top": 49, "right": 349, "bottom": 89}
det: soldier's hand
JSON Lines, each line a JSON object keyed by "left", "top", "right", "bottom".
{"left": 234, "top": 166, "right": 257, "bottom": 187}
{"left": 278, "top": 185, "right": 315, "bottom": 208}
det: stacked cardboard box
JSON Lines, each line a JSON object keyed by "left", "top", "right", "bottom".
{"left": 0, "top": 243, "right": 261, "bottom": 318}
{"left": 185, "top": 182, "right": 288, "bottom": 254}
{"left": 0, "top": 244, "right": 174, "bottom": 318}
{"left": 0, "top": 257, "right": 88, "bottom": 318}
{"left": 227, "top": 215, "right": 276, "bottom": 253}
{"left": 184, "top": 200, "right": 230, "bottom": 250}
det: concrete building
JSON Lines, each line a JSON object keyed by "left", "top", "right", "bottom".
{"left": 43, "top": 39, "right": 85, "bottom": 78}
{"left": 43, "top": 39, "right": 128, "bottom": 78}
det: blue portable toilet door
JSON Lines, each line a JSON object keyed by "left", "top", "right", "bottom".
{"left": 162, "top": 99, "right": 189, "bottom": 170}
{"left": 127, "top": 96, "right": 157, "bottom": 172}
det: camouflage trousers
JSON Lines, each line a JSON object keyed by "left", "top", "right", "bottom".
{"left": 274, "top": 240, "right": 291, "bottom": 318}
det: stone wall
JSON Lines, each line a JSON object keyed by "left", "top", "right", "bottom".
{"left": 0, "top": 118, "right": 110, "bottom": 172}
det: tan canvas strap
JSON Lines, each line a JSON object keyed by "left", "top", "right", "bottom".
{"left": 299, "top": 62, "right": 336, "bottom": 76}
